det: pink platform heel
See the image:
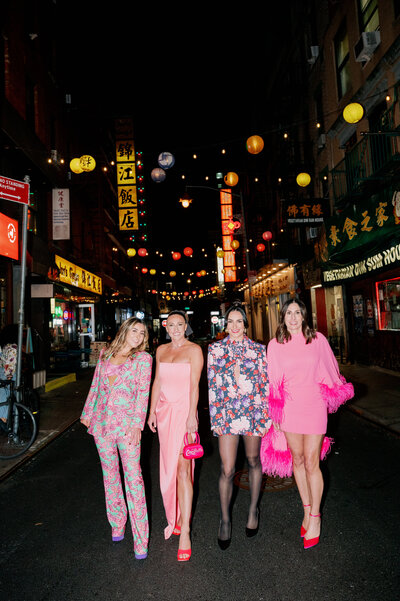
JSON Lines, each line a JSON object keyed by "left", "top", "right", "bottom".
{"left": 300, "top": 504, "right": 310, "bottom": 538}
{"left": 303, "top": 513, "right": 321, "bottom": 549}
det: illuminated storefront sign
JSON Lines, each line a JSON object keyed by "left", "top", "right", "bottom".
{"left": 0, "top": 211, "right": 18, "bottom": 260}
{"left": 220, "top": 189, "right": 236, "bottom": 282}
{"left": 55, "top": 255, "right": 102, "bottom": 294}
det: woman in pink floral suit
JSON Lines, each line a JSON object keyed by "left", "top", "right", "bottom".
{"left": 207, "top": 302, "right": 270, "bottom": 549}
{"left": 81, "top": 318, "right": 152, "bottom": 560}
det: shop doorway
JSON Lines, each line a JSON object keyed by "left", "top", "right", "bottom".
{"left": 78, "top": 304, "right": 95, "bottom": 366}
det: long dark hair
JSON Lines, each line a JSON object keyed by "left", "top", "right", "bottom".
{"left": 275, "top": 298, "right": 316, "bottom": 344}
{"left": 224, "top": 301, "right": 249, "bottom": 328}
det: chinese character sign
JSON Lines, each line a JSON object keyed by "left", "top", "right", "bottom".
{"left": 52, "top": 189, "right": 70, "bottom": 240}
{"left": 220, "top": 189, "right": 236, "bottom": 282}
{"left": 55, "top": 255, "right": 102, "bottom": 294}
{"left": 284, "top": 199, "right": 326, "bottom": 224}
{"left": 115, "top": 119, "right": 139, "bottom": 231}
{"left": 325, "top": 188, "right": 400, "bottom": 261}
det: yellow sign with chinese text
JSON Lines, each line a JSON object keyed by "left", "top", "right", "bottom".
{"left": 55, "top": 255, "right": 102, "bottom": 294}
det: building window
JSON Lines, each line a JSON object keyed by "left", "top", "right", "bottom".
{"left": 334, "top": 22, "right": 351, "bottom": 99}
{"left": 376, "top": 277, "right": 400, "bottom": 331}
{"left": 358, "top": 0, "right": 379, "bottom": 32}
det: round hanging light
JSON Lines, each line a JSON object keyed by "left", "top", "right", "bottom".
{"left": 343, "top": 102, "right": 364, "bottom": 124}
{"left": 172, "top": 252, "right": 181, "bottom": 261}
{"left": 151, "top": 167, "right": 166, "bottom": 183}
{"left": 296, "top": 172, "right": 311, "bottom": 187}
{"left": 231, "top": 240, "right": 240, "bottom": 250}
{"left": 169, "top": 271, "right": 176, "bottom": 277}
{"left": 158, "top": 152, "right": 175, "bottom": 169}
{"left": 224, "top": 172, "right": 239, "bottom": 187}
{"left": 80, "top": 155, "right": 96, "bottom": 172}
{"left": 246, "top": 135, "right": 264, "bottom": 155}
{"left": 138, "top": 248, "right": 147, "bottom": 257}
{"left": 183, "top": 247, "right": 193, "bottom": 257}
{"left": 257, "top": 243, "right": 265, "bottom": 252}
{"left": 149, "top": 269, "right": 156, "bottom": 275}
{"left": 262, "top": 231, "right": 273, "bottom": 241}
{"left": 70, "top": 158, "right": 83, "bottom": 174}
{"left": 127, "top": 248, "right": 136, "bottom": 257}
{"left": 217, "top": 250, "right": 225, "bottom": 258}
{"left": 141, "top": 267, "right": 148, "bottom": 274}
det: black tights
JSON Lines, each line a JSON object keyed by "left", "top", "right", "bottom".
{"left": 217, "top": 435, "right": 262, "bottom": 538}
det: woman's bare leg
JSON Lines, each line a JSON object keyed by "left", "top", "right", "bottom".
{"left": 285, "top": 432, "right": 311, "bottom": 532}
{"left": 303, "top": 434, "right": 324, "bottom": 540}
{"left": 176, "top": 453, "right": 193, "bottom": 551}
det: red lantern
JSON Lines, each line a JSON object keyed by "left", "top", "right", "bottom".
{"left": 141, "top": 267, "right": 148, "bottom": 274}
{"left": 192, "top": 290, "right": 197, "bottom": 295}
{"left": 184, "top": 291, "right": 189, "bottom": 296}
{"left": 152, "top": 289, "right": 157, "bottom": 294}
{"left": 262, "top": 231, "right": 272, "bottom": 241}
{"left": 196, "top": 271, "right": 201, "bottom": 277}
{"left": 138, "top": 248, "right": 147, "bottom": 257}
{"left": 257, "top": 243, "right": 265, "bottom": 252}
{"left": 199, "top": 289, "right": 204, "bottom": 294}
{"left": 172, "top": 252, "right": 181, "bottom": 260}
{"left": 183, "top": 247, "right": 193, "bottom": 257}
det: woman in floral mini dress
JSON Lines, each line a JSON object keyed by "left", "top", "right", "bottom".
{"left": 207, "top": 302, "right": 270, "bottom": 549}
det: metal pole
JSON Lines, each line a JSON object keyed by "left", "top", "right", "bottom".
{"left": 239, "top": 189, "right": 255, "bottom": 338}
{"left": 15, "top": 177, "right": 30, "bottom": 398}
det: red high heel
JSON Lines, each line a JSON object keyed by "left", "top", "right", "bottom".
{"left": 177, "top": 548, "right": 192, "bottom": 562}
{"left": 303, "top": 513, "right": 321, "bottom": 549}
{"left": 173, "top": 524, "right": 181, "bottom": 536}
{"left": 300, "top": 504, "right": 311, "bottom": 538}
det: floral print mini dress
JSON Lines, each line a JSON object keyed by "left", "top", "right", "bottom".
{"left": 207, "top": 335, "right": 270, "bottom": 436}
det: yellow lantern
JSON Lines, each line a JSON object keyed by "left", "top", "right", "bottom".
{"left": 172, "top": 291, "right": 177, "bottom": 296}
{"left": 169, "top": 271, "right": 176, "bottom": 277}
{"left": 70, "top": 158, "right": 83, "bottom": 174}
{"left": 127, "top": 248, "right": 136, "bottom": 257}
{"left": 343, "top": 102, "right": 364, "bottom": 124}
{"left": 296, "top": 172, "right": 311, "bottom": 187}
{"left": 231, "top": 240, "right": 240, "bottom": 250}
{"left": 80, "top": 155, "right": 96, "bottom": 172}
{"left": 217, "top": 250, "right": 225, "bottom": 258}
{"left": 149, "top": 269, "right": 156, "bottom": 275}
{"left": 246, "top": 135, "right": 264, "bottom": 155}
{"left": 200, "top": 269, "right": 206, "bottom": 276}
{"left": 224, "top": 172, "right": 239, "bottom": 187}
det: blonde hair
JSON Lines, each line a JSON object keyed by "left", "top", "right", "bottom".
{"left": 104, "top": 318, "right": 148, "bottom": 360}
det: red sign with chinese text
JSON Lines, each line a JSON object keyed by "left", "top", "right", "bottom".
{"left": 0, "top": 176, "right": 30, "bottom": 205}
{"left": 0, "top": 212, "right": 18, "bottom": 259}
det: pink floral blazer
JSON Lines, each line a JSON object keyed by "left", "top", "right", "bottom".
{"left": 207, "top": 335, "right": 270, "bottom": 436}
{"left": 81, "top": 349, "right": 153, "bottom": 439}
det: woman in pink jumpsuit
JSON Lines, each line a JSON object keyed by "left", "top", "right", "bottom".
{"left": 81, "top": 318, "right": 152, "bottom": 559}
{"left": 148, "top": 310, "right": 203, "bottom": 562}
{"left": 260, "top": 299, "right": 354, "bottom": 549}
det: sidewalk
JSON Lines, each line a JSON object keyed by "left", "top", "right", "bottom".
{"left": 0, "top": 361, "right": 399, "bottom": 481}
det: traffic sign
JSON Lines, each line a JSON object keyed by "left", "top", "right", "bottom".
{"left": 0, "top": 176, "right": 30, "bottom": 205}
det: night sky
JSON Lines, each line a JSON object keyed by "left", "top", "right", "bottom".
{"left": 57, "top": 3, "right": 286, "bottom": 283}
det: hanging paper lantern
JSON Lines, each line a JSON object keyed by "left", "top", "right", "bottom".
{"left": 138, "top": 248, "right": 147, "bottom": 257}
{"left": 158, "top": 152, "right": 175, "bottom": 169}
{"left": 200, "top": 269, "right": 206, "bottom": 276}
{"left": 224, "top": 172, "right": 239, "bottom": 187}
{"left": 296, "top": 172, "right": 311, "bottom": 187}
{"left": 172, "top": 252, "right": 181, "bottom": 260}
{"left": 192, "top": 290, "right": 197, "bottom": 295}
{"left": 149, "top": 269, "right": 156, "bottom": 275}
{"left": 196, "top": 271, "right": 201, "bottom": 277}
{"left": 183, "top": 247, "right": 193, "bottom": 257}
{"left": 80, "top": 155, "right": 96, "bottom": 172}
{"left": 70, "top": 158, "right": 83, "bottom": 174}
{"left": 217, "top": 250, "right": 225, "bottom": 258}
{"left": 262, "top": 231, "right": 272, "bottom": 241}
{"left": 257, "top": 243, "right": 265, "bottom": 252}
{"left": 141, "top": 267, "right": 148, "bottom": 274}
{"left": 169, "top": 271, "right": 176, "bottom": 277}
{"left": 151, "top": 167, "right": 166, "bottom": 183}
{"left": 246, "top": 135, "right": 264, "bottom": 155}
{"left": 343, "top": 102, "right": 364, "bottom": 124}
{"left": 127, "top": 248, "right": 136, "bottom": 257}
{"left": 184, "top": 291, "right": 189, "bottom": 296}
{"left": 231, "top": 240, "right": 240, "bottom": 250}
{"left": 199, "top": 289, "right": 204, "bottom": 294}
{"left": 152, "top": 289, "right": 157, "bottom": 294}
{"left": 172, "top": 291, "right": 177, "bottom": 296}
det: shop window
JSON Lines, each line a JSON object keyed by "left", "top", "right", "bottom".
{"left": 376, "top": 277, "right": 400, "bottom": 330}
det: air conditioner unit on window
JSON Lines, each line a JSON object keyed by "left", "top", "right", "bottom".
{"left": 308, "top": 45, "right": 320, "bottom": 65}
{"left": 354, "top": 31, "right": 381, "bottom": 62}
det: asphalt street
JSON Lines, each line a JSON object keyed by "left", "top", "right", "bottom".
{"left": 1, "top": 393, "right": 399, "bottom": 601}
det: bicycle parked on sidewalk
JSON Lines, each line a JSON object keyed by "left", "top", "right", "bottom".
{"left": 0, "top": 379, "right": 38, "bottom": 460}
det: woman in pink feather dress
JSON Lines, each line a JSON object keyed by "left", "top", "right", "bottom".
{"left": 260, "top": 298, "right": 354, "bottom": 549}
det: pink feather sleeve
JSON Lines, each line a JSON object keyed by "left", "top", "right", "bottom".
{"left": 316, "top": 334, "right": 354, "bottom": 413}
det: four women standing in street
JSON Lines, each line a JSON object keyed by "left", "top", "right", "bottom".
{"left": 81, "top": 300, "right": 353, "bottom": 559}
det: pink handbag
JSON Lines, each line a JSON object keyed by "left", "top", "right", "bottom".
{"left": 182, "top": 432, "right": 204, "bottom": 460}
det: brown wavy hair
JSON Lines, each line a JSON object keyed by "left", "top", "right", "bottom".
{"left": 275, "top": 298, "right": 316, "bottom": 344}
{"left": 104, "top": 318, "right": 148, "bottom": 359}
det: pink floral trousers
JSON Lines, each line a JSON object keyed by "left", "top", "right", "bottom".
{"left": 94, "top": 434, "right": 149, "bottom": 556}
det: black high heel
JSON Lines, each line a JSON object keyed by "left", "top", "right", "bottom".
{"left": 245, "top": 508, "right": 259, "bottom": 538}
{"left": 217, "top": 520, "right": 232, "bottom": 550}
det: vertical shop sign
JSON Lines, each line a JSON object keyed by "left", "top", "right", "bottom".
{"left": 220, "top": 189, "right": 236, "bottom": 282}
{"left": 115, "top": 119, "right": 139, "bottom": 232}
{"left": 52, "top": 189, "right": 70, "bottom": 240}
